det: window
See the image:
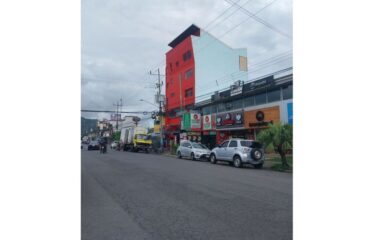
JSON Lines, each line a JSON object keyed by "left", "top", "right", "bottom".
{"left": 183, "top": 50, "right": 192, "bottom": 61}
{"left": 255, "top": 92, "right": 267, "bottom": 105}
{"left": 221, "top": 141, "right": 229, "bottom": 147}
{"left": 244, "top": 96, "right": 254, "bottom": 107}
{"left": 182, "top": 142, "right": 190, "bottom": 148}
{"left": 240, "top": 141, "right": 263, "bottom": 148}
{"left": 231, "top": 99, "right": 242, "bottom": 109}
{"left": 185, "top": 88, "right": 193, "bottom": 97}
{"left": 267, "top": 88, "right": 281, "bottom": 102}
{"left": 229, "top": 141, "right": 238, "bottom": 147}
{"left": 176, "top": 61, "right": 179, "bottom": 67}
{"left": 211, "top": 105, "right": 217, "bottom": 114}
{"left": 217, "top": 103, "right": 226, "bottom": 112}
{"left": 282, "top": 85, "right": 293, "bottom": 100}
{"left": 171, "top": 92, "right": 175, "bottom": 97}
{"left": 169, "top": 62, "right": 172, "bottom": 72}
{"left": 185, "top": 69, "right": 193, "bottom": 79}
{"left": 202, "top": 106, "right": 211, "bottom": 115}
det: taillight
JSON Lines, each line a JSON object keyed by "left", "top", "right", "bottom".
{"left": 242, "top": 147, "right": 250, "bottom": 153}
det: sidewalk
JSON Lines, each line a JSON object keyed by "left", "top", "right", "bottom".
{"left": 161, "top": 151, "right": 292, "bottom": 173}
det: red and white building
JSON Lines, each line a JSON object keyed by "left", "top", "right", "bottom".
{"left": 165, "top": 24, "right": 248, "bottom": 138}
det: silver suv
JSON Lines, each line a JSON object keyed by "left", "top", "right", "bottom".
{"left": 177, "top": 140, "right": 211, "bottom": 161}
{"left": 210, "top": 139, "right": 265, "bottom": 168}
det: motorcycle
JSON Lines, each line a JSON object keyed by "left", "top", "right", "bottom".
{"left": 100, "top": 143, "right": 107, "bottom": 154}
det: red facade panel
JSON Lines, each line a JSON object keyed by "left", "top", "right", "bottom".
{"left": 165, "top": 36, "right": 196, "bottom": 129}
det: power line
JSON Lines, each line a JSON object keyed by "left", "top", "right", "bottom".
{"left": 195, "top": 67, "right": 292, "bottom": 100}
{"left": 225, "top": 0, "right": 292, "bottom": 39}
{"left": 206, "top": 0, "right": 253, "bottom": 31}
{"left": 203, "top": 0, "right": 242, "bottom": 29}
{"left": 196, "top": 49, "right": 292, "bottom": 89}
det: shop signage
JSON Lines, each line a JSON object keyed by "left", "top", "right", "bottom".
{"left": 203, "top": 115, "right": 212, "bottom": 130}
{"left": 287, "top": 102, "right": 293, "bottom": 124}
{"left": 190, "top": 113, "right": 201, "bottom": 130}
{"left": 181, "top": 113, "right": 191, "bottom": 130}
{"left": 244, "top": 106, "right": 280, "bottom": 129}
{"left": 216, "top": 111, "right": 243, "bottom": 129}
{"left": 230, "top": 81, "right": 243, "bottom": 96}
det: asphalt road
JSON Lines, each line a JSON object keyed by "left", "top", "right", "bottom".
{"left": 82, "top": 148, "right": 292, "bottom": 240}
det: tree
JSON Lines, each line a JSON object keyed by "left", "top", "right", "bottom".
{"left": 257, "top": 123, "right": 293, "bottom": 168}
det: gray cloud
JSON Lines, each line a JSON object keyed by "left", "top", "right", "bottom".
{"left": 82, "top": 0, "right": 293, "bottom": 119}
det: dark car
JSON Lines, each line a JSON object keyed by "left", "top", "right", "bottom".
{"left": 87, "top": 140, "right": 100, "bottom": 150}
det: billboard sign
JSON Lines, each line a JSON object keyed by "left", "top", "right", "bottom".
{"left": 203, "top": 115, "right": 212, "bottom": 130}
{"left": 216, "top": 111, "right": 243, "bottom": 129}
{"left": 287, "top": 102, "right": 293, "bottom": 124}
{"left": 190, "top": 113, "right": 201, "bottom": 131}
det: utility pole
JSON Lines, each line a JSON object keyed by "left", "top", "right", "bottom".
{"left": 150, "top": 69, "right": 165, "bottom": 153}
{"left": 113, "top": 99, "right": 123, "bottom": 131}
{"left": 157, "top": 68, "right": 164, "bottom": 153}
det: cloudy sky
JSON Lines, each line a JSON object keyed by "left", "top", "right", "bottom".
{"left": 81, "top": 0, "right": 293, "bottom": 121}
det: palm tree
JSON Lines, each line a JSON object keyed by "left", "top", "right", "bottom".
{"left": 257, "top": 123, "right": 293, "bottom": 168}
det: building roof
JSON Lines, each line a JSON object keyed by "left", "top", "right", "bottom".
{"left": 168, "top": 24, "right": 201, "bottom": 48}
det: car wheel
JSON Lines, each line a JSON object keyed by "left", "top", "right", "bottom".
{"left": 191, "top": 152, "right": 196, "bottom": 161}
{"left": 254, "top": 163, "right": 263, "bottom": 169}
{"left": 233, "top": 156, "right": 242, "bottom": 168}
{"left": 210, "top": 154, "right": 217, "bottom": 164}
{"left": 251, "top": 149, "right": 263, "bottom": 161}
{"left": 177, "top": 151, "right": 182, "bottom": 159}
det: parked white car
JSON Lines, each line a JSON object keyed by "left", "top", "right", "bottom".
{"left": 177, "top": 140, "right": 211, "bottom": 160}
{"left": 111, "top": 141, "right": 119, "bottom": 149}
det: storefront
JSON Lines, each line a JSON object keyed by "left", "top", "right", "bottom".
{"left": 244, "top": 106, "right": 280, "bottom": 139}
{"left": 180, "top": 112, "right": 202, "bottom": 143}
{"left": 201, "top": 114, "right": 216, "bottom": 148}
{"left": 215, "top": 110, "right": 249, "bottom": 144}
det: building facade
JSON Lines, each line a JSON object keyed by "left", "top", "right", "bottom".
{"left": 165, "top": 24, "right": 248, "bottom": 137}
{"left": 194, "top": 72, "right": 293, "bottom": 147}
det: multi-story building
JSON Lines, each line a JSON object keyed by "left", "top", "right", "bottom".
{"left": 165, "top": 24, "right": 248, "bottom": 137}
{"left": 188, "top": 70, "right": 293, "bottom": 147}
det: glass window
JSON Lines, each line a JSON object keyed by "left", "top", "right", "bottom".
{"left": 171, "top": 92, "right": 175, "bottom": 97}
{"left": 211, "top": 105, "right": 217, "bottom": 114}
{"left": 185, "top": 88, "right": 193, "bottom": 97}
{"left": 255, "top": 92, "right": 267, "bottom": 105}
{"left": 185, "top": 69, "right": 193, "bottom": 79}
{"left": 267, "top": 88, "right": 281, "bottom": 102}
{"left": 229, "top": 141, "right": 237, "bottom": 147}
{"left": 244, "top": 96, "right": 254, "bottom": 107}
{"left": 217, "top": 103, "right": 226, "bottom": 112}
{"left": 202, "top": 106, "right": 211, "bottom": 115}
{"left": 183, "top": 50, "right": 192, "bottom": 61}
{"left": 231, "top": 99, "right": 242, "bottom": 109}
{"left": 282, "top": 85, "right": 293, "bottom": 100}
{"left": 221, "top": 141, "right": 229, "bottom": 147}
{"left": 240, "top": 141, "right": 263, "bottom": 148}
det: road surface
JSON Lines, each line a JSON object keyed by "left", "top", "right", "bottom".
{"left": 82, "top": 148, "right": 292, "bottom": 240}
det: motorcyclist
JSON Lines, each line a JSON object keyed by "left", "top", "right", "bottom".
{"left": 99, "top": 139, "right": 107, "bottom": 154}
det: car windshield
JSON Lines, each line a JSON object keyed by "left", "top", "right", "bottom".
{"left": 136, "top": 134, "right": 149, "bottom": 140}
{"left": 192, "top": 143, "right": 208, "bottom": 149}
{"left": 90, "top": 141, "right": 98, "bottom": 144}
{"left": 240, "top": 141, "right": 263, "bottom": 148}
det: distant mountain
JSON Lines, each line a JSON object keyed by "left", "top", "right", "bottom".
{"left": 81, "top": 117, "right": 98, "bottom": 137}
